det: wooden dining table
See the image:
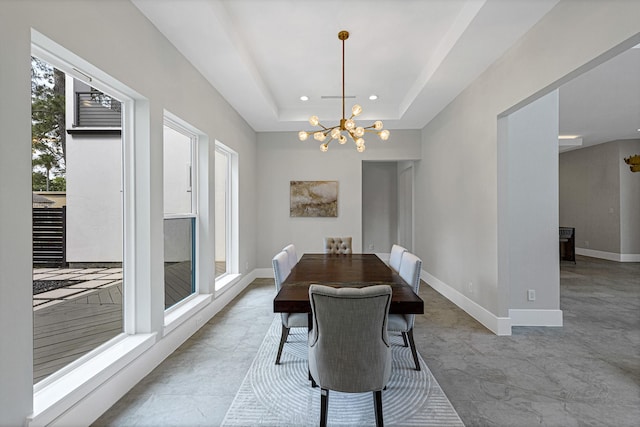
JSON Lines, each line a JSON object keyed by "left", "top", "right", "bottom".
{"left": 273, "top": 253, "right": 424, "bottom": 315}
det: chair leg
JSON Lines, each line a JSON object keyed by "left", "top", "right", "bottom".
{"left": 320, "top": 388, "right": 329, "bottom": 427}
{"left": 275, "top": 326, "right": 290, "bottom": 364}
{"left": 406, "top": 328, "right": 420, "bottom": 371}
{"left": 401, "top": 331, "right": 409, "bottom": 347}
{"left": 373, "top": 390, "right": 384, "bottom": 427}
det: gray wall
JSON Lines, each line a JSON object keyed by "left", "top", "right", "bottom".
{"left": 500, "top": 90, "right": 560, "bottom": 311}
{"left": 560, "top": 139, "right": 640, "bottom": 257}
{"left": 620, "top": 139, "right": 640, "bottom": 255}
{"left": 256, "top": 130, "right": 421, "bottom": 267}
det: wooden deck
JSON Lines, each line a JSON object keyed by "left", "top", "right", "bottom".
{"left": 164, "top": 261, "right": 194, "bottom": 309}
{"left": 33, "top": 260, "right": 228, "bottom": 384}
{"left": 33, "top": 283, "right": 123, "bottom": 383}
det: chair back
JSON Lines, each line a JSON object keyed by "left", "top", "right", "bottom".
{"left": 323, "top": 237, "right": 352, "bottom": 254}
{"left": 398, "top": 252, "right": 422, "bottom": 331}
{"left": 398, "top": 252, "right": 422, "bottom": 292}
{"left": 272, "top": 251, "right": 291, "bottom": 291}
{"left": 389, "top": 244, "right": 407, "bottom": 273}
{"left": 308, "top": 284, "right": 392, "bottom": 393}
{"left": 283, "top": 244, "right": 297, "bottom": 270}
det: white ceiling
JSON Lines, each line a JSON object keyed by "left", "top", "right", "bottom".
{"left": 559, "top": 45, "right": 640, "bottom": 152}
{"left": 132, "top": 0, "right": 639, "bottom": 150}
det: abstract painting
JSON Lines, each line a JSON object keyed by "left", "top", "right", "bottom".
{"left": 290, "top": 181, "right": 338, "bottom": 217}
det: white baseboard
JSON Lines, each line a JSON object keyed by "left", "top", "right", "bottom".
{"left": 509, "top": 309, "right": 563, "bottom": 327}
{"left": 37, "top": 270, "right": 258, "bottom": 427}
{"left": 423, "top": 269, "right": 568, "bottom": 335}
{"left": 620, "top": 253, "right": 640, "bottom": 262}
{"left": 254, "top": 267, "right": 273, "bottom": 278}
{"left": 422, "top": 270, "right": 512, "bottom": 336}
{"left": 576, "top": 248, "right": 640, "bottom": 262}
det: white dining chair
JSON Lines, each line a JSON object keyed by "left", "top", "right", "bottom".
{"left": 389, "top": 244, "right": 407, "bottom": 273}
{"left": 387, "top": 251, "right": 422, "bottom": 370}
{"left": 272, "top": 251, "right": 307, "bottom": 364}
{"left": 283, "top": 243, "right": 297, "bottom": 270}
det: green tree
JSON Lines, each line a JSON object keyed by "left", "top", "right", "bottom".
{"left": 31, "top": 57, "right": 66, "bottom": 191}
{"left": 32, "top": 172, "right": 47, "bottom": 192}
{"left": 32, "top": 152, "right": 57, "bottom": 191}
{"left": 49, "top": 176, "right": 66, "bottom": 192}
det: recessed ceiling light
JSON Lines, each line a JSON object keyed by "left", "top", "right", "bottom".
{"left": 369, "top": 94, "right": 378, "bottom": 100}
{"left": 300, "top": 95, "right": 309, "bottom": 101}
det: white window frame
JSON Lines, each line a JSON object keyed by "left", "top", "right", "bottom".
{"left": 214, "top": 141, "right": 239, "bottom": 291}
{"left": 30, "top": 30, "right": 157, "bottom": 425}
{"left": 162, "top": 114, "right": 200, "bottom": 314}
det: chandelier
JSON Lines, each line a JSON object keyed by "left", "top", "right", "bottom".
{"left": 298, "top": 30, "right": 390, "bottom": 152}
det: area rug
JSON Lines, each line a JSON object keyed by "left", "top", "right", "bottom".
{"left": 221, "top": 316, "right": 464, "bottom": 426}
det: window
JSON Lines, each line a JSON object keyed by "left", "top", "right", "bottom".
{"left": 163, "top": 119, "right": 197, "bottom": 310}
{"left": 30, "top": 30, "right": 157, "bottom": 423}
{"left": 31, "top": 56, "right": 125, "bottom": 384}
{"left": 214, "top": 142, "right": 238, "bottom": 288}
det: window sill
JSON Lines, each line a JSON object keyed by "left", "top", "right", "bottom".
{"left": 30, "top": 333, "right": 156, "bottom": 426}
{"left": 214, "top": 273, "right": 241, "bottom": 292}
{"left": 66, "top": 127, "right": 121, "bottom": 135}
{"left": 163, "top": 293, "right": 213, "bottom": 337}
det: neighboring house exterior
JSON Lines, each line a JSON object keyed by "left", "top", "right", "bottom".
{"left": 65, "top": 76, "right": 123, "bottom": 264}
{"left": 65, "top": 77, "right": 192, "bottom": 265}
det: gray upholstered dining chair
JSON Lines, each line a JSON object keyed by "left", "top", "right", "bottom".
{"left": 282, "top": 243, "right": 297, "bottom": 270}
{"left": 387, "top": 251, "right": 422, "bottom": 370}
{"left": 272, "top": 251, "right": 307, "bottom": 364}
{"left": 389, "top": 244, "right": 407, "bottom": 273}
{"left": 308, "top": 284, "right": 392, "bottom": 427}
{"left": 323, "top": 236, "right": 352, "bottom": 254}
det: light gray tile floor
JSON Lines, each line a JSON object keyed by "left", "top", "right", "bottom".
{"left": 94, "top": 257, "right": 639, "bottom": 426}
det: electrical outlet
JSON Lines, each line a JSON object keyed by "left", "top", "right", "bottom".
{"left": 527, "top": 289, "right": 536, "bottom": 301}
{"left": 585, "top": 241, "right": 589, "bottom": 247}
{"left": 245, "top": 261, "right": 249, "bottom": 271}
{"left": 468, "top": 282, "right": 473, "bottom": 294}
{"left": 368, "top": 244, "right": 374, "bottom": 250}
